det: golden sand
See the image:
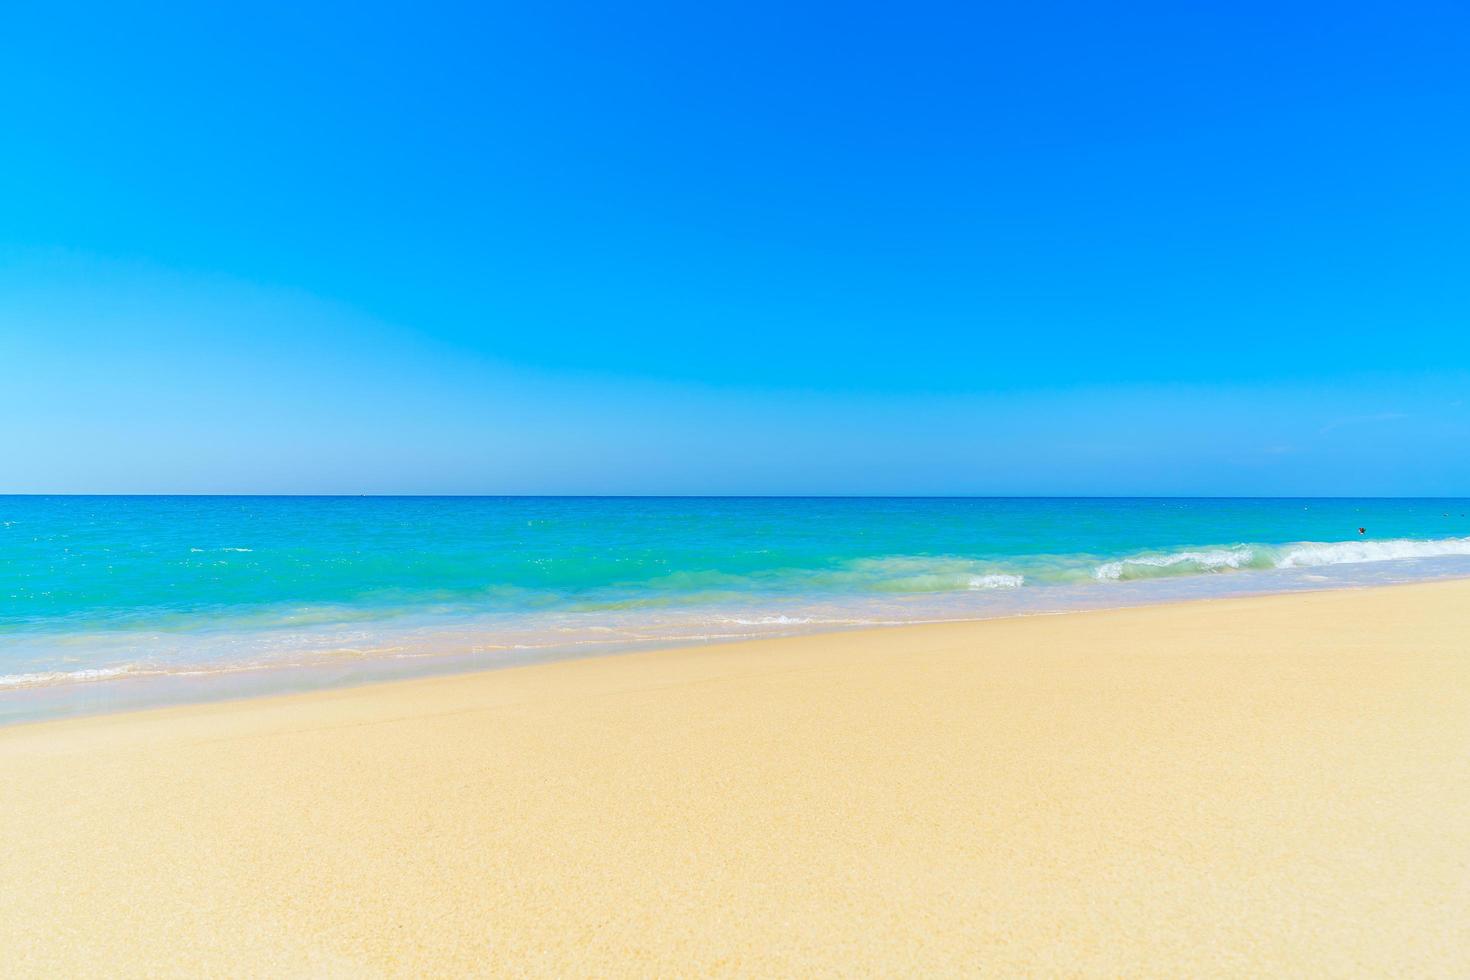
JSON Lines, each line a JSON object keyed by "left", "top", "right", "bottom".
{"left": 3, "top": 580, "right": 1469, "bottom": 976}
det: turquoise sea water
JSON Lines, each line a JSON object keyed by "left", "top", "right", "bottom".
{"left": 4, "top": 496, "right": 1470, "bottom": 721}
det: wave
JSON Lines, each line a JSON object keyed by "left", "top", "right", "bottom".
{"left": 1273, "top": 536, "right": 1470, "bottom": 568}
{"left": 450, "top": 541, "right": 1470, "bottom": 600}
{"left": 824, "top": 536, "right": 1470, "bottom": 591}
{"left": 0, "top": 665, "right": 142, "bottom": 690}
{"left": 686, "top": 536, "right": 1470, "bottom": 595}
{"left": 1094, "top": 546, "right": 1265, "bottom": 581}
{"left": 1093, "top": 535, "right": 1470, "bottom": 582}
{"left": 970, "top": 573, "right": 1025, "bottom": 589}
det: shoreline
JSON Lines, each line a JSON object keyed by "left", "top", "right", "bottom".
{"left": 5, "top": 578, "right": 1469, "bottom": 973}
{"left": 5, "top": 569, "right": 1470, "bottom": 727}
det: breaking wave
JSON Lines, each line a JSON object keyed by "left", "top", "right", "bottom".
{"left": 1094, "top": 546, "right": 1265, "bottom": 581}
{"left": 629, "top": 540, "right": 1470, "bottom": 594}
{"left": 1093, "top": 536, "right": 1470, "bottom": 582}
{"left": 1273, "top": 536, "right": 1470, "bottom": 568}
{"left": 0, "top": 665, "right": 142, "bottom": 690}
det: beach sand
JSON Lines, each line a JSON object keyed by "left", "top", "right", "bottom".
{"left": 3, "top": 580, "right": 1469, "bottom": 975}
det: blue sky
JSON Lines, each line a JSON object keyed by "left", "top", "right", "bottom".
{"left": 2, "top": 1, "right": 1467, "bottom": 494}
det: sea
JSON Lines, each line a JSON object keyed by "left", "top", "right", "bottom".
{"left": 4, "top": 496, "right": 1470, "bottom": 722}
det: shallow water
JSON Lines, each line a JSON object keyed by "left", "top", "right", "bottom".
{"left": 4, "top": 496, "right": 1469, "bottom": 722}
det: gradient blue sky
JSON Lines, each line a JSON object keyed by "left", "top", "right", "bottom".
{"left": 3, "top": 1, "right": 1468, "bottom": 494}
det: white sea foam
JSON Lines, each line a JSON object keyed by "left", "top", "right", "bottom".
{"left": 1093, "top": 536, "right": 1470, "bottom": 581}
{"left": 1272, "top": 536, "right": 1470, "bottom": 568}
{"left": 1094, "top": 547, "right": 1258, "bottom": 581}
{"left": 0, "top": 665, "right": 138, "bottom": 690}
{"left": 969, "top": 573, "right": 1024, "bottom": 589}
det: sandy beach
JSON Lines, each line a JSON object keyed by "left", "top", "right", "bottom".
{"left": 3, "top": 579, "right": 1469, "bottom": 975}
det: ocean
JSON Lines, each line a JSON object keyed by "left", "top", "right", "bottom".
{"left": 4, "top": 496, "right": 1470, "bottom": 721}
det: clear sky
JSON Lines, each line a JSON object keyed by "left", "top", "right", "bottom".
{"left": 2, "top": 1, "right": 1467, "bottom": 494}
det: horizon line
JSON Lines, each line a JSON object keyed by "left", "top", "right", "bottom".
{"left": 4, "top": 493, "right": 1469, "bottom": 501}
